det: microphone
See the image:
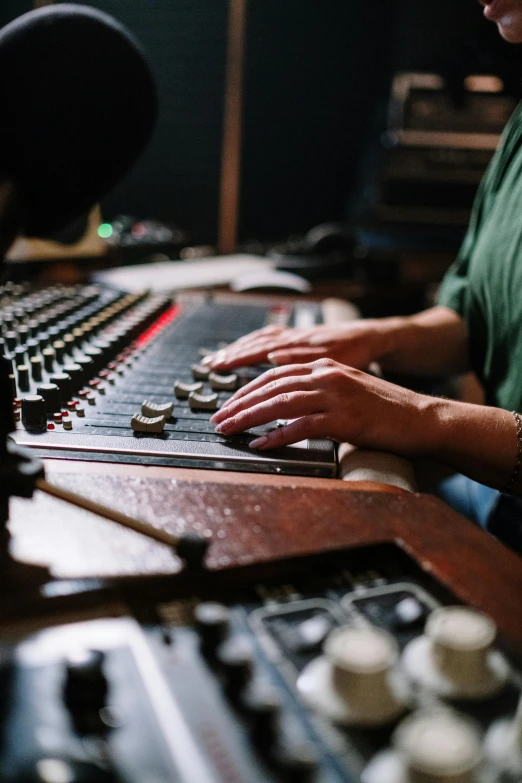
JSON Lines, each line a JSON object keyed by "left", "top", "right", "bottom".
{"left": 0, "top": 4, "right": 157, "bottom": 238}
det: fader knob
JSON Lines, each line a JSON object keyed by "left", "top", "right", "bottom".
{"left": 194, "top": 602, "right": 230, "bottom": 657}
{"left": 37, "top": 383, "right": 61, "bottom": 414}
{"left": 297, "top": 625, "right": 410, "bottom": 726}
{"left": 402, "top": 606, "right": 509, "bottom": 699}
{"left": 21, "top": 395, "right": 47, "bottom": 432}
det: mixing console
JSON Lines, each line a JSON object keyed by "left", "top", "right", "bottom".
{"left": 1, "top": 544, "right": 520, "bottom": 782}
{"left": 0, "top": 282, "right": 336, "bottom": 476}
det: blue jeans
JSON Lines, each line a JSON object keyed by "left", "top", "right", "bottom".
{"left": 437, "top": 474, "right": 522, "bottom": 554}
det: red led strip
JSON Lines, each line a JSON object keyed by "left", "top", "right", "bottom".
{"left": 136, "top": 304, "right": 182, "bottom": 347}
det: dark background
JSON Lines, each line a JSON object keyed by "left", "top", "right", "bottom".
{"left": 1, "top": 1, "right": 521, "bottom": 245}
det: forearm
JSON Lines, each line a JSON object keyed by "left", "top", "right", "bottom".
{"left": 374, "top": 305, "right": 470, "bottom": 377}
{"left": 422, "top": 398, "right": 520, "bottom": 492}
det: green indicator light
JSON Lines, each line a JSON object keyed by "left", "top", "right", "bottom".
{"left": 98, "top": 223, "right": 113, "bottom": 239}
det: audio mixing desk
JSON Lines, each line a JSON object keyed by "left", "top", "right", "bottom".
{"left": 1, "top": 280, "right": 522, "bottom": 783}
{"left": 3, "top": 282, "right": 336, "bottom": 477}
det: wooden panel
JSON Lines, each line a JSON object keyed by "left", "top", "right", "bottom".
{"left": 7, "top": 460, "right": 522, "bottom": 649}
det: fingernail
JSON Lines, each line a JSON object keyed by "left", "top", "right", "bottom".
{"left": 215, "top": 419, "right": 233, "bottom": 433}
{"left": 267, "top": 352, "right": 281, "bottom": 365}
{"left": 249, "top": 436, "right": 268, "bottom": 449}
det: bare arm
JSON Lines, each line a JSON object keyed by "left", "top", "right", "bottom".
{"left": 210, "top": 360, "right": 520, "bottom": 493}
{"left": 375, "top": 305, "right": 469, "bottom": 376}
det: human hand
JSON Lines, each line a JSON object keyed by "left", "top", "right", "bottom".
{"left": 210, "top": 359, "right": 436, "bottom": 454}
{"left": 203, "top": 320, "right": 387, "bottom": 371}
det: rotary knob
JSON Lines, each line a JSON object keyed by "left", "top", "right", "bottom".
{"left": 241, "top": 681, "right": 281, "bottom": 749}
{"left": 362, "top": 710, "right": 483, "bottom": 783}
{"left": 21, "top": 395, "right": 47, "bottom": 432}
{"left": 297, "top": 625, "right": 410, "bottom": 726}
{"left": 216, "top": 636, "right": 254, "bottom": 697}
{"left": 194, "top": 602, "right": 230, "bottom": 658}
{"left": 50, "top": 373, "right": 73, "bottom": 406}
{"left": 63, "top": 649, "right": 109, "bottom": 735}
{"left": 402, "top": 606, "right": 509, "bottom": 699}
{"left": 37, "top": 383, "right": 61, "bottom": 414}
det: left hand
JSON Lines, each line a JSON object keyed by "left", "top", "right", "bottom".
{"left": 210, "top": 358, "right": 437, "bottom": 454}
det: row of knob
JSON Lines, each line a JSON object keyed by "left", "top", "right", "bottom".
{"left": 194, "top": 602, "right": 319, "bottom": 781}
{"left": 13, "top": 296, "right": 172, "bottom": 431}
{"left": 195, "top": 602, "right": 521, "bottom": 782}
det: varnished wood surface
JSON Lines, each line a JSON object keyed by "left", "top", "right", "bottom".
{"left": 7, "top": 459, "right": 522, "bottom": 649}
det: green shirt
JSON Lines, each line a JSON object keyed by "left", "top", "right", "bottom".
{"left": 437, "top": 100, "right": 522, "bottom": 410}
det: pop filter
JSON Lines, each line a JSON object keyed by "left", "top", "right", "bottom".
{"left": 0, "top": 4, "right": 157, "bottom": 237}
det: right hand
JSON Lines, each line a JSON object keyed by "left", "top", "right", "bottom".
{"left": 203, "top": 320, "right": 387, "bottom": 371}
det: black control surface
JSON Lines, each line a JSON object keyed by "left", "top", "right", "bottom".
{"left": 0, "top": 282, "right": 335, "bottom": 476}
{"left": 1, "top": 544, "right": 520, "bottom": 782}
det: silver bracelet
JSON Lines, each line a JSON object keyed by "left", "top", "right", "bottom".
{"left": 504, "top": 411, "right": 522, "bottom": 493}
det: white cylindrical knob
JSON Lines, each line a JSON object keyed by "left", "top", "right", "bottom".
{"left": 297, "top": 625, "right": 410, "bottom": 726}
{"left": 402, "top": 606, "right": 509, "bottom": 699}
{"left": 427, "top": 607, "right": 495, "bottom": 686}
{"left": 397, "top": 711, "right": 482, "bottom": 783}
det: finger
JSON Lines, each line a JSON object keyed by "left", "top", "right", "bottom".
{"left": 213, "top": 391, "right": 322, "bottom": 435}
{"left": 207, "top": 344, "right": 279, "bottom": 370}
{"left": 211, "top": 364, "right": 313, "bottom": 417}
{"left": 249, "top": 413, "right": 330, "bottom": 449}
{"left": 268, "top": 346, "right": 328, "bottom": 365}
{"left": 202, "top": 326, "right": 289, "bottom": 366}
{"left": 232, "top": 324, "right": 286, "bottom": 345}
{"left": 211, "top": 374, "right": 317, "bottom": 424}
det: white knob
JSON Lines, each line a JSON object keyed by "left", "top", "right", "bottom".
{"left": 397, "top": 711, "right": 482, "bottom": 783}
{"left": 402, "top": 606, "right": 509, "bottom": 699}
{"left": 297, "top": 625, "right": 410, "bottom": 726}
{"left": 428, "top": 607, "right": 494, "bottom": 684}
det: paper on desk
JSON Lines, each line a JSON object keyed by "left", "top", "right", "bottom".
{"left": 94, "top": 254, "right": 274, "bottom": 293}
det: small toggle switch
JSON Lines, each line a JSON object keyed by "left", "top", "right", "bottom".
{"left": 174, "top": 380, "right": 204, "bottom": 399}
{"left": 209, "top": 371, "right": 239, "bottom": 391}
{"left": 189, "top": 391, "right": 218, "bottom": 411}
{"left": 141, "top": 400, "right": 174, "bottom": 419}
{"left": 131, "top": 413, "right": 166, "bottom": 433}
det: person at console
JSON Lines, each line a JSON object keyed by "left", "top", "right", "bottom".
{"left": 206, "top": 0, "right": 522, "bottom": 551}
